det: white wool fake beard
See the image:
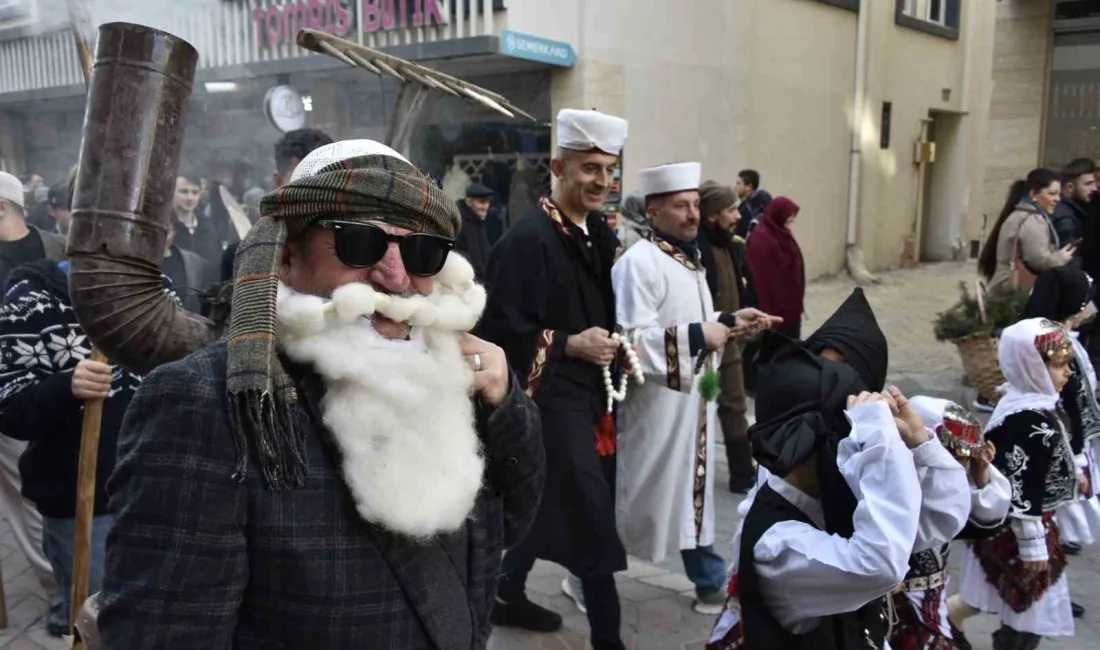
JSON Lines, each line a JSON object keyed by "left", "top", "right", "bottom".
{"left": 275, "top": 256, "right": 486, "bottom": 539}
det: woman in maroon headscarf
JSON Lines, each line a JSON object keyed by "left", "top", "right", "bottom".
{"left": 745, "top": 196, "right": 804, "bottom": 339}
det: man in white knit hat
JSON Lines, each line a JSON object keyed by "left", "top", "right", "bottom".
{"left": 479, "top": 108, "right": 630, "bottom": 649}
{"left": 612, "top": 162, "right": 779, "bottom": 615}
{"left": 99, "top": 141, "right": 544, "bottom": 648}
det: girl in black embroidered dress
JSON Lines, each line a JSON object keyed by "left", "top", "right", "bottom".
{"left": 956, "top": 318, "right": 1079, "bottom": 650}
{"left": 1021, "top": 267, "right": 1100, "bottom": 556}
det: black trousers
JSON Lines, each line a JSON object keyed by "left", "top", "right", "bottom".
{"left": 499, "top": 547, "right": 623, "bottom": 648}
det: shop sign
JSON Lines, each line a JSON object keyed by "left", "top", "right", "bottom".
{"left": 253, "top": 0, "right": 446, "bottom": 48}
{"left": 500, "top": 30, "right": 576, "bottom": 67}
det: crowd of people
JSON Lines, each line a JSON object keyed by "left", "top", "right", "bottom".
{"left": 0, "top": 106, "right": 1093, "bottom": 650}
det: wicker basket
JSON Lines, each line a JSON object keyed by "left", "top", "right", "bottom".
{"left": 953, "top": 334, "right": 1003, "bottom": 404}
{"left": 951, "top": 280, "right": 1005, "bottom": 405}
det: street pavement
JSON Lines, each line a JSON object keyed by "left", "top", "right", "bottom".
{"left": 0, "top": 261, "right": 1096, "bottom": 648}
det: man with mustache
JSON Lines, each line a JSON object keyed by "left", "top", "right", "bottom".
{"left": 98, "top": 140, "right": 545, "bottom": 649}
{"left": 613, "top": 162, "right": 780, "bottom": 615}
{"left": 478, "top": 108, "right": 630, "bottom": 649}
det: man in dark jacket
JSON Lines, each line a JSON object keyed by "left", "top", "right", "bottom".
{"left": 161, "top": 226, "right": 217, "bottom": 313}
{"left": 1052, "top": 157, "right": 1095, "bottom": 249}
{"left": 220, "top": 128, "right": 334, "bottom": 283}
{"left": 698, "top": 180, "right": 755, "bottom": 493}
{"left": 454, "top": 183, "right": 494, "bottom": 283}
{"left": 0, "top": 258, "right": 146, "bottom": 635}
{"left": 733, "top": 169, "right": 772, "bottom": 239}
{"left": 98, "top": 140, "right": 544, "bottom": 649}
{"left": 479, "top": 109, "right": 629, "bottom": 650}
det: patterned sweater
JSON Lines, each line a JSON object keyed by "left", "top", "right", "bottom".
{"left": 0, "top": 259, "right": 171, "bottom": 517}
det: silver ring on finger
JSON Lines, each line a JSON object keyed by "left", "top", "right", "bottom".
{"left": 473, "top": 353, "right": 482, "bottom": 372}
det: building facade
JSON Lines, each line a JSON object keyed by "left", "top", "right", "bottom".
{"left": 983, "top": 0, "right": 1100, "bottom": 235}
{"left": 0, "top": 0, "right": 998, "bottom": 279}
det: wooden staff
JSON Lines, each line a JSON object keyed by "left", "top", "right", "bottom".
{"left": 71, "top": 348, "right": 107, "bottom": 642}
{"left": 64, "top": 0, "right": 101, "bottom": 645}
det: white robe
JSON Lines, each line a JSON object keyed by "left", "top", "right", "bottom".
{"left": 612, "top": 237, "right": 720, "bottom": 562}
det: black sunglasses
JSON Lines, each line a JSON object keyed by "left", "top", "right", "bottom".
{"left": 316, "top": 220, "right": 454, "bottom": 277}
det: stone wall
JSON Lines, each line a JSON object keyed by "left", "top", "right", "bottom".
{"left": 982, "top": 0, "right": 1053, "bottom": 239}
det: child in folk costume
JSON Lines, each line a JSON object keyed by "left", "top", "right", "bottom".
{"left": 708, "top": 291, "right": 973, "bottom": 649}
{"left": 953, "top": 318, "right": 1080, "bottom": 650}
{"left": 1021, "top": 266, "right": 1100, "bottom": 577}
{"left": 708, "top": 330, "right": 925, "bottom": 650}
{"left": 889, "top": 397, "right": 1012, "bottom": 650}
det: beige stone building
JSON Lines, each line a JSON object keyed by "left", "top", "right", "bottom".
{"left": 0, "top": 0, "right": 999, "bottom": 279}
{"left": 983, "top": 0, "right": 1100, "bottom": 238}
{"left": 508, "top": 0, "right": 1002, "bottom": 279}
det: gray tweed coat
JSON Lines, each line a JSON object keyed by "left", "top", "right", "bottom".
{"left": 98, "top": 341, "right": 544, "bottom": 649}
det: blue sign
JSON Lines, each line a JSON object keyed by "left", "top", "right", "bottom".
{"left": 500, "top": 30, "right": 576, "bottom": 67}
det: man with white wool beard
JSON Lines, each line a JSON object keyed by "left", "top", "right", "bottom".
{"left": 97, "top": 140, "right": 545, "bottom": 650}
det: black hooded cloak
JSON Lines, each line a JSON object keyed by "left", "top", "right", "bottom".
{"left": 804, "top": 288, "right": 889, "bottom": 393}
{"left": 748, "top": 330, "right": 867, "bottom": 538}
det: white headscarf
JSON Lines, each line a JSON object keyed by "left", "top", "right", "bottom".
{"left": 987, "top": 318, "right": 1065, "bottom": 431}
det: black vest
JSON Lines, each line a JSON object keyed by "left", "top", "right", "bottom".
{"left": 739, "top": 483, "right": 888, "bottom": 650}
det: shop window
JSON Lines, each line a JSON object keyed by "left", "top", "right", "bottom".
{"left": 896, "top": 0, "right": 960, "bottom": 40}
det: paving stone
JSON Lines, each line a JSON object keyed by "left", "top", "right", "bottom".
{"left": 615, "top": 580, "right": 675, "bottom": 603}
{"left": 1, "top": 636, "right": 47, "bottom": 650}
{"left": 638, "top": 572, "right": 695, "bottom": 594}
{"left": 619, "top": 557, "right": 667, "bottom": 580}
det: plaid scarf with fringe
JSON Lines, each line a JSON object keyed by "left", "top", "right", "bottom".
{"left": 227, "top": 153, "right": 459, "bottom": 489}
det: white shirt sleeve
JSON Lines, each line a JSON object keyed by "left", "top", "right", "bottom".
{"left": 1011, "top": 517, "right": 1048, "bottom": 562}
{"left": 753, "top": 402, "right": 922, "bottom": 632}
{"left": 969, "top": 465, "right": 1012, "bottom": 527}
{"left": 911, "top": 433, "right": 971, "bottom": 552}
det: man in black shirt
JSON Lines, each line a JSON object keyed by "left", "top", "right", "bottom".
{"left": 172, "top": 172, "right": 222, "bottom": 264}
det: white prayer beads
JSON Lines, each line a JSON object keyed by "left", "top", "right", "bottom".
{"left": 603, "top": 333, "right": 645, "bottom": 413}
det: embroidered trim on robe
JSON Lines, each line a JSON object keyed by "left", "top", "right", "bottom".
{"left": 525, "top": 329, "right": 555, "bottom": 398}
{"left": 665, "top": 327, "right": 680, "bottom": 391}
{"left": 693, "top": 397, "right": 708, "bottom": 541}
{"left": 645, "top": 230, "right": 700, "bottom": 271}
{"left": 540, "top": 196, "right": 578, "bottom": 242}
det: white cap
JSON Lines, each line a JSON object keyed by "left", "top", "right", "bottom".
{"left": 556, "top": 109, "right": 628, "bottom": 156}
{"left": 0, "top": 171, "right": 23, "bottom": 209}
{"left": 291, "top": 139, "right": 410, "bottom": 183}
{"left": 638, "top": 162, "right": 702, "bottom": 197}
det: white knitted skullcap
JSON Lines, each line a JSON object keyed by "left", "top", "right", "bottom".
{"left": 0, "top": 171, "right": 23, "bottom": 208}
{"left": 291, "top": 140, "right": 410, "bottom": 183}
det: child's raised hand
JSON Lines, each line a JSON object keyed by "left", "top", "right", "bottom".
{"left": 971, "top": 441, "right": 995, "bottom": 488}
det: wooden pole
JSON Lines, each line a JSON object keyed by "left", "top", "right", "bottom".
{"left": 64, "top": 3, "right": 99, "bottom": 646}
{"left": 70, "top": 348, "right": 107, "bottom": 646}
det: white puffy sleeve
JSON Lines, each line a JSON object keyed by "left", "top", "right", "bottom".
{"left": 752, "top": 402, "right": 921, "bottom": 631}
{"left": 911, "top": 433, "right": 971, "bottom": 552}
{"left": 969, "top": 464, "right": 1012, "bottom": 527}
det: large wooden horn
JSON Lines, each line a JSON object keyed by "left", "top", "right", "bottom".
{"left": 67, "top": 22, "right": 214, "bottom": 375}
